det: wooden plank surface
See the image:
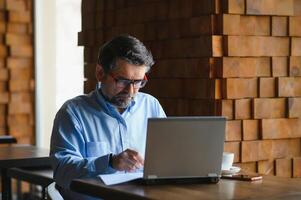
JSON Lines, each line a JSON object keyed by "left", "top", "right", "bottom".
{"left": 262, "top": 118, "right": 301, "bottom": 139}
{"left": 223, "top": 14, "right": 270, "bottom": 36}
{"left": 224, "top": 36, "right": 290, "bottom": 56}
{"left": 242, "top": 120, "right": 259, "bottom": 141}
{"left": 288, "top": 97, "right": 301, "bottom": 118}
{"left": 259, "top": 78, "right": 276, "bottom": 97}
{"left": 253, "top": 98, "right": 286, "bottom": 119}
{"left": 275, "top": 158, "right": 292, "bottom": 178}
{"left": 290, "top": 56, "right": 301, "bottom": 77}
{"left": 234, "top": 99, "right": 251, "bottom": 119}
{"left": 293, "top": 157, "right": 301, "bottom": 177}
{"left": 70, "top": 175, "right": 301, "bottom": 200}
{"left": 223, "top": 78, "right": 257, "bottom": 99}
{"left": 221, "top": 57, "right": 270, "bottom": 78}
{"left": 246, "top": 0, "right": 294, "bottom": 16}
{"left": 278, "top": 77, "right": 301, "bottom": 97}
{"left": 272, "top": 16, "right": 288, "bottom": 36}
{"left": 225, "top": 120, "right": 242, "bottom": 141}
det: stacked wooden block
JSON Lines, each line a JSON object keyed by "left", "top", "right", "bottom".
{"left": 220, "top": 0, "right": 301, "bottom": 178}
{"left": 0, "top": 0, "right": 7, "bottom": 136}
{"left": 80, "top": 0, "right": 301, "bottom": 177}
{"left": 80, "top": 0, "right": 224, "bottom": 113}
{"left": 2, "top": 0, "right": 34, "bottom": 144}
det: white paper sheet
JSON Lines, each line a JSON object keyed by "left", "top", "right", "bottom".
{"left": 99, "top": 172, "right": 143, "bottom": 185}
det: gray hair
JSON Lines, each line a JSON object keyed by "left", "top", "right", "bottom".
{"left": 97, "top": 35, "right": 154, "bottom": 73}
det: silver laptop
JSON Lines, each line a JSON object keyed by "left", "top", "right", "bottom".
{"left": 142, "top": 116, "right": 226, "bottom": 184}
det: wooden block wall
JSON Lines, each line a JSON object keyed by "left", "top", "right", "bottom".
{"left": 0, "top": 1, "right": 7, "bottom": 137}
{"left": 0, "top": 0, "right": 34, "bottom": 144}
{"left": 80, "top": 0, "right": 301, "bottom": 177}
{"left": 80, "top": 0, "right": 225, "bottom": 116}
{"left": 220, "top": 0, "right": 301, "bottom": 177}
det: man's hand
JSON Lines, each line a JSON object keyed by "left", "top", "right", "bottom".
{"left": 111, "top": 149, "right": 144, "bottom": 172}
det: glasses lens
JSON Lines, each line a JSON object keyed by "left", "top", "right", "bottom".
{"left": 116, "top": 79, "right": 130, "bottom": 88}
{"left": 137, "top": 80, "right": 147, "bottom": 88}
{"left": 112, "top": 74, "right": 148, "bottom": 89}
{"left": 116, "top": 80, "right": 147, "bottom": 89}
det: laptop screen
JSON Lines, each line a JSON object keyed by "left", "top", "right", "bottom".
{"left": 143, "top": 117, "right": 226, "bottom": 179}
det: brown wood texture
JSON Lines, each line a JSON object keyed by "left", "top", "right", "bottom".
{"left": 278, "top": 77, "right": 301, "bottom": 97}
{"left": 253, "top": 98, "right": 286, "bottom": 119}
{"left": 234, "top": 99, "right": 251, "bottom": 119}
{"left": 81, "top": 0, "right": 301, "bottom": 178}
{"left": 222, "top": 78, "right": 257, "bottom": 99}
{"left": 272, "top": 16, "right": 288, "bottom": 36}
{"left": 259, "top": 78, "right": 276, "bottom": 97}
{"left": 235, "top": 161, "right": 257, "bottom": 173}
{"left": 258, "top": 160, "right": 274, "bottom": 175}
{"left": 222, "top": 0, "right": 245, "bottom": 14}
{"left": 272, "top": 57, "right": 288, "bottom": 77}
{"left": 275, "top": 158, "right": 292, "bottom": 178}
{"left": 70, "top": 176, "right": 301, "bottom": 200}
{"left": 6, "top": 0, "right": 34, "bottom": 144}
{"left": 224, "top": 36, "right": 290, "bottom": 56}
{"left": 0, "top": 145, "right": 50, "bottom": 167}
{"left": 241, "top": 140, "right": 272, "bottom": 162}
{"left": 293, "top": 157, "right": 301, "bottom": 177}
{"left": 288, "top": 97, "right": 301, "bottom": 118}
{"left": 290, "top": 56, "right": 301, "bottom": 77}
{"left": 224, "top": 141, "right": 240, "bottom": 162}
{"left": 289, "top": 16, "right": 301, "bottom": 36}
{"left": 223, "top": 14, "right": 270, "bottom": 36}
{"left": 261, "top": 118, "right": 301, "bottom": 139}
{"left": 215, "top": 99, "right": 233, "bottom": 119}
{"left": 242, "top": 139, "right": 301, "bottom": 162}
{"left": 225, "top": 120, "right": 241, "bottom": 141}
{"left": 220, "top": 57, "right": 271, "bottom": 78}
{"left": 242, "top": 120, "right": 259, "bottom": 141}
{"left": 246, "top": 0, "right": 295, "bottom": 16}
{"left": 151, "top": 58, "right": 215, "bottom": 78}
{"left": 292, "top": 37, "right": 301, "bottom": 56}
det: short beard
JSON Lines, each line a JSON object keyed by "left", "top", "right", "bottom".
{"left": 108, "top": 91, "right": 134, "bottom": 109}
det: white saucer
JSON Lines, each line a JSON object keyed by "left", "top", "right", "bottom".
{"left": 222, "top": 166, "right": 241, "bottom": 175}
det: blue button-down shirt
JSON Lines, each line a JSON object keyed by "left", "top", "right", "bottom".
{"left": 50, "top": 87, "right": 166, "bottom": 193}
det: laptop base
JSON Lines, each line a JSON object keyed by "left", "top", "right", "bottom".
{"left": 135, "top": 177, "right": 220, "bottom": 185}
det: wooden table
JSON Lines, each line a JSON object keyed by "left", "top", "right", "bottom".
{"left": 70, "top": 175, "right": 301, "bottom": 200}
{"left": 0, "top": 145, "right": 51, "bottom": 200}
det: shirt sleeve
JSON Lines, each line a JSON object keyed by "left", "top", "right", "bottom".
{"left": 50, "top": 104, "right": 116, "bottom": 189}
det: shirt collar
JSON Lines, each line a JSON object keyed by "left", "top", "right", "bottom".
{"left": 94, "top": 84, "right": 136, "bottom": 116}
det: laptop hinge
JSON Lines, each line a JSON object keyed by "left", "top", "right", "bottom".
{"left": 147, "top": 175, "right": 157, "bottom": 179}
{"left": 208, "top": 173, "right": 218, "bottom": 177}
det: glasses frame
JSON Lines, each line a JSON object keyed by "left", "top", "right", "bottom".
{"left": 109, "top": 73, "right": 148, "bottom": 89}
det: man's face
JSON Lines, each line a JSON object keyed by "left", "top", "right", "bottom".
{"left": 97, "top": 59, "right": 147, "bottom": 109}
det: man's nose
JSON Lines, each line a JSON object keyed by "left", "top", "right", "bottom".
{"left": 124, "top": 83, "right": 135, "bottom": 94}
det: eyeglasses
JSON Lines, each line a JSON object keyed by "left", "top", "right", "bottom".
{"left": 109, "top": 73, "right": 148, "bottom": 89}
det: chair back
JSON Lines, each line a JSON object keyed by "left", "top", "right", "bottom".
{"left": 47, "top": 182, "right": 64, "bottom": 200}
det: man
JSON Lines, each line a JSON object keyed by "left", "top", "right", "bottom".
{"left": 50, "top": 35, "right": 166, "bottom": 199}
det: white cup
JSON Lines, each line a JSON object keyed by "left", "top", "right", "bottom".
{"left": 222, "top": 152, "right": 234, "bottom": 170}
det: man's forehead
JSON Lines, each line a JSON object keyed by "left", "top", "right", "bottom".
{"left": 111, "top": 59, "right": 147, "bottom": 75}
{"left": 115, "top": 59, "right": 146, "bottom": 67}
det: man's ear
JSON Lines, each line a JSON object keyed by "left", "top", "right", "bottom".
{"left": 95, "top": 64, "right": 105, "bottom": 82}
